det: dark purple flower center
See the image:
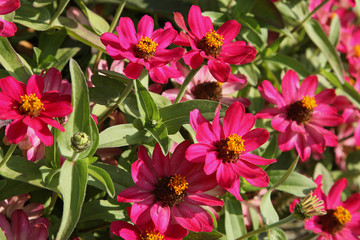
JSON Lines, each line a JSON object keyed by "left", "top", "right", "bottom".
{"left": 134, "top": 36, "right": 158, "bottom": 60}
{"left": 317, "top": 206, "right": 352, "bottom": 234}
{"left": 286, "top": 96, "right": 317, "bottom": 124}
{"left": 18, "top": 93, "right": 44, "bottom": 117}
{"left": 153, "top": 175, "right": 187, "bottom": 207}
{"left": 191, "top": 81, "right": 223, "bottom": 101}
{"left": 198, "top": 30, "right": 224, "bottom": 57}
{"left": 216, "top": 133, "right": 245, "bottom": 163}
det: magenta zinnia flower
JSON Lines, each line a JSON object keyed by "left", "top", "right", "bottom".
{"left": 100, "top": 15, "right": 184, "bottom": 84}
{"left": 173, "top": 5, "right": 256, "bottom": 83}
{"left": 257, "top": 70, "right": 343, "bottom": 161}
{"left": 185, "top": 102, "right": 276, "bottom": 201}
{"left": 0, "top": 0, "right": 20, "bottom": 37}
{"left": 291, "top": 175, "right": 360, "bottom": 240}
{"left": 117, "top": 141, "right": 223, "bottom": 234}
{"left": 0, "top": 74, "right": 73, "bottom": 146}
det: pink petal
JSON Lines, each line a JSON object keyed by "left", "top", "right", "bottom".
{"left": 26, "top": 74, "right": 44, "bottom": 96}
{"left": 294, "top": 133, "right": 311, "bottom": 161}
{"left": 208, "top": 60, "right": 230, "bottom": 83}
{"left": 204, "top": 151, "right": 221, "bottom": 175}
{"left": 258, "top": 80, "right": 286, "bottom": 107}
{"left": 183, "top": 50, "right": 204, "bottom": 69}
{"left": 290, "top": 121, "right": 306, "bottom": 134}
{"left": 305, "top": 124, "right": 325, "bottom": 153}
{"left": 110, "top": 221, "right": 141, "bottom": 239}
{"left": 34, "top": 125, "right": 53, "bottom": 146}
{"left": 232, "top": 161, "right": 269, "bottom": 187}
{"left": 188, "top": 5, "right": 213, "bottom": 40}
{"left": 327, "top": 178, "right": 347, "bottom": 209}
{"left": 281, "top": 70, "right": 299, "bottom": 104}
{"left": 131, "top": 160, "right": 157, "bottom": 190}
{"left": 0, "top": 18, "right": 17, "bottom": 37}
{"left": 42, "top": 101, "right": 73, "bottom": 118}
{"left": 43, "top": 68, "right": 62, "bottom": 92}
{"left": 216, "top": 163, "right": 238, "bottom": 189}
{"left": 23, "top": 116, "right": 43, "bottom": 130}
{"left": 196, "top": 122, "right": 217, "bottom": 145}
{"left": 278, "top": 128, "right": 297, "bottom": 151}
{"left": 211, "top": 103, "right": 222, "bottom": 139}
{"left": 189, "top": 109, "right": 208, "bottom": 132}
{"left": 119, "top": 17, "right": 138, "bottom": 44}
{"left": 174, "top": 12, "right": 189, "bottom": 32}
{"left": 0, "top": 76, "right": 24, "bottom": 101}
{"left": 242, "top": 128, "right": 269, "bottom": 153}
{"left": 185, "top": 143, "right": 211, "bottom": 163}
{"left": 151, "top": 144, "right": 171, "bottom": 178}
{"left": 217, "top": 20, "right": 240, "bottom": 43}
{"left": 153, "top": 28, "right": 177, "bottom": 49}
{"left": 7, "top": 119, "right": 27, "bottom": 144}
{"left": 185, "top": 168, "right": 218, "bottom": 193}
{"left": 240, "top": 153, "right": 276, "bottom": 165}
{"left": 223, "top": 101, "right": 245, "bottom": 137}
{"left": 11, "top": 209, "right": 30, "bottom": 240}
{"left": 271, "top": 113, "right": 291, "bottom": 132}
{"left": 137, "top": 15, "right": 154, "bottom": 38}
{"left": 219, "top": 42, "right": 257, "bottom": 65}
{"left": 29, "top": 222, "right": 49, "bottom": 240}
{"left": 298, "top": 75, "right": 318, "bottom": 97}
{"left": 150, "top": 203, "right": 170, "bottom": 234}
{"left": 311, "top": 105, "right": 343, "bottom": 126}
{"left": 0, "top": 214, "right": 14, "bottom": 240}
{"left": 170, "top": 141, "right": 192, "bottom": 174}
{"left": 37, "top": 117, "right": 64, "bottom": 132}
{"left": 315, "top": 89, "right": 336, "bottom": 105}
{"left": 224, "top": 178, "right": 242, "bottom": 201}
{"left": 236, "top": 113, "right": 255, "bottom": 136}
{"left": 0, "top": 0, "right": 20, "bottom": 15}
{"left": 342, "top": 193, "right": 360, "bottom": 213}
{"left": 186, "top": 193, "right": 224, "bottom": 206}
{"left": 123, "top": 62, "right": 144, "bottom": 79}
{"left": 129, "top": 200, "right": 153, "bottom": 225}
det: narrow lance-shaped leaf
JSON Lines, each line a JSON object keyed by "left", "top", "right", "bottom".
{"left": 88, "top": 165, "right": 115, "bottom": 198}
{"left": 225, "top": 197, "right": 247, "bottom": 239}
{"left": 56, "top": 159, "right": 88, "bottom": 240}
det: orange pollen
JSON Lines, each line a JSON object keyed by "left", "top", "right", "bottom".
{"left": 301, "top": 95, "right": 317, "bottom": 110}
{"left": 19, "top": 94, "right": 44, "bottom": 117}
{"left": 333, "top": 206, "right": 352, "bottom": 225}
{"left": 168, "top": 174, "right": 188, "bottom": 195}
{"left": 203, "top": 30, "right": 224, "bottom": 48}
{"left": 216, "top": 82, "right": 224, "bottom": 87}
{"left": 141, "top": 230, "right": 164, "bottom": 240}
{"left": 136, "top": 36, "right": 158, "bottom": 56}
{"left": 354, "top": 44, "right": 360, "bottom": 58}
{"left": 226, "top": 133, "right": 245, "bottom": 155}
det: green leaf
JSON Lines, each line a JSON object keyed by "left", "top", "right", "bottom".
{"left": 184, "top": 229, "right": 223, "bottom": 240}
{"left": 38, "top": 29, "right": 67, "bottom": 63}
{"left": 328, "top": 14, "right": 340, "bottom": 47}
{"left": 0, "top": 179, "right": 39, "bottom": 201}
{"left": 0, "top": 228, "right": 6, "bottom": 240}
{"left": 0, "top": 156, "right": 59, "bottom": 193}
{"left": 268, "top": 228, "right": 287, "bottom": 240}
{"left": 88, "top": 165, "right": 115, "bottom": 198}
{"left": 39, "top": 166, "right": 61, "bottom": 186}
{"left": 79, "top": 200, "right": 127, "bottom": 222}
{"left": 14, "top": 2, "right": 50, "bottom": 31}
{"left": 76, "top": 0, "right": 110, "bottom": 35}
{"left": 260, "top": 190, "right": 279, "bottom": 224}
{"left": 304, "top": 19, "right": 344, "bottom": 83}
{"left": 147, "top": 121, "right": 170, "bottom": 154}
{"left": 265, "top": 53, "right": 311, "bottom": 78}
{"left": 49, "top": 0, "right": 70, "bottom": 26}
{"left": 54, "top": 16, "right": 105, "bottom": 52}
{"left": 268, "top": 170, "right": 317, "bottom": 196}
{"left": 89, "top": 86, "right": 120, "bottom": 105}
{"left": 134, "top": 79, "right": 160, "bottom": 123}
{"left": 159, "top": 100, "right": 228, "bottom": 134}
{"left": 57, "top": 59, "right": 99, "bottom": 159}
{"left": 232, "top": 0, "right": 255, "bottom": 18}
{"left": 99, "top": 124, "right": 151, "bottom": 148}
{"left": 53, "top": 48, "right": 81, "bottom": 71}
{"left": 314, "top": 162, "right": 333, "bottom": 195}
{"left": 0, "top": 179, "right": 6, "bottom": 190}
{"left": 0, "top": 37, "right": 32, "bottom": 83}
{"left": 33, "top": 0, "right": 53, "bottom": 7}
{"left": 56, "top": 159, "right": 88, "bottom": 240}
{"left": 251, "top": 0, "right": 285, "bottom": 28}
{"left": 225, "top": 197, "right": 247, "bottom": 239}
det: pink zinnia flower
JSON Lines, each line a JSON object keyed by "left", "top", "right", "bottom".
{"left": 173, "top": 5, "right": 256, "bottom": 83}
{"left": 100, "top": 15, "right": 184, "bottom": 84}
{"left": 117, "top": 141, "right": 223, "bottom": 234}
{"left": 291, "top": 175, "right": 360, "bottom": 240}
{"left": 0, "top": 73, "right": 73, "bottom": 146}
{"left": 162, "top": 62, "right": 250, "bottom": 106}
{"left": 0, "top": 209, "right": 49, "bottom": 240}
{"left": 111, "top": 220, "right": 188, "bottom": 240}
{"left": 185, "top": 101, "right": 276, "bottom": 201}
{"left": 257, "top": 70, "right": 343, "bottom": 161}
{"left": 0, "top": 0, "right": 20, "bottom": 37}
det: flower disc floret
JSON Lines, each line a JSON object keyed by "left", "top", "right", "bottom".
{"left": 142, "top": 230, "right": 164, "bottom": 240}
{"left": 135, "top": 36, "right": 158, "bottom": 59}
{"left": 287, "top": 95, "right": 317, "bottom": 124}
{"left": 199, "top": 30, "right": 224, "bottom": 57}
{"left": 355, "top": 44, "right": 360, "bottom": 58}
{"left": 217, "top": 133, "right": 245, "bottom": 162}
{"left": 191, "top": 81, "right": 222, "bottom": 101}
{"left": 318, "top": 206, "right": 352, "bottom": 234}
{"left": 18, "top": 93, "right": 44, "bottom": 117}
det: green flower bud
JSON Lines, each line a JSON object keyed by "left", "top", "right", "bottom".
{"left": 293, "top": 191, "right": 327, "bottom": 220}
{"left": 71, "top": 132, "right": 90, "bottom": 152}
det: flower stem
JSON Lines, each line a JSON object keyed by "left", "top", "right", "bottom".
{"left": 174, "top": 67, "right": 201, "bottom": 104}
{"left": 0, "top": 144, "right": 17, "bottom": 169}
{"left": 97, "top": 80, "right": 134, "bottom": 125}
{"left": 236, "top": 215, "right": 296, "bottom": 240}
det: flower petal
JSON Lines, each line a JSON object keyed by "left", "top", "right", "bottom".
{"left": 298, "top": 75, "right": 318, "bottom": 97}
{"left": 188, "top": 5, "right": 213, "bottom": 39}
{"left": 294, "top": 133, "right": 311, "bottom": 161}
{"left": 119, "top": 17, "right": 138, "bottom": 44}
{"left": 204, "top": 151, "right": 221, "bottom": 175}
{"left": 240, "top": 153, "right": 276, "bottom": 165}
{"left": 242, "top": 128, "right": 269, "bottom": 153}
{"left": 123, "top": 62, "right": 144, "bottom": 79}
{"left": 186, "top": 193, "right": 224, "bottom": 206}
{"left": 327, "top": 178, "right": 347, "bottom": 209}
{"left": 217, "top": 20, "right": 240, "bottom": 43}
{"left": 26, "top": 74, "right": 44, "bottom": 96}
{"left": 223, "top": 101, "right": 245, "bottom": 137}
{"left": 137, "top": 15, "right": 154, "bottom": 38}
{"left": 131, "top": 159, "right": 157, "bottom": 190}
{"left": 258, "top": 80, "right": 286, "bottom": 107}
{"left": 7, "top": 119, "right": 27, "bottom": 144}
{"left": 0, "top": 76, "right": 25, "bottom": 101}
{"left": 0, "top": 18, "right": 17, "bottom": 37}
{"left": 281, "top": 70, "right": 299, "bottom": 103}
{"left": 150, "top": 202, "right": 170, "bottom": 234}
{"left": 110, "top": 221, "right": 141, "bottom": 239}
{"left": 271, "top": 113, "right": 291, "bottom": 132}
{"left": 185, "top": 143, "right": 212, "bottom": 163}
{"left": 208, "top": 60, "right": 230, "bottom": 83}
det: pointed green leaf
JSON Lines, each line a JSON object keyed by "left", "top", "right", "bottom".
{"left": 57, "top": 59, "right": 99, "bottom": 159}
{"left": 134, "top": 79, "right": 160, "bottom": 123}
{"left": 76, "top": 0, "right": 110, "bottom": 35}
{"left": 225, "top": 197, "right": 247, "bottom": 239}
{"left": 79, "top": 200, "right": 127, "bottom": 222}
{"left": 56, "top": 159, "right": 88, "bottom": 240}
{"left": 260, "top": 190, "right": 279, "bottom": 224}
{"left": 14, "top": 2, "right": 50, "bottom": 31}
{"left": 329, "top": 15, "right": 340, "bottom": 47}
{"left": 314, "top": 162, "right": 334, "bottom": 194}
{"left": 147, "top": 121, "right": 170, "bottom": 153}
{"left": 268, "top": 228, "right": 287, "bottom": 240}
{"left": 265, "top": 53, "right": 310, "bottom": 78}
{"left": 49, "top": 0, "right": 70, "bottom": 26}
{"left": 88, "top": 165, "right": 115, "bottom": 198}
{"left": 251, "top": 0, "right": 284, "bottom": 28}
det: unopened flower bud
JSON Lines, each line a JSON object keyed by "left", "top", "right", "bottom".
{"left": 71, "top": 132, "right": 90, "bottom": 152}
{"left": 293, "top": 191, "right": 327, "bottom": 220}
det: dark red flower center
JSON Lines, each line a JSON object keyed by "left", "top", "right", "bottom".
{"left": 18, "top": 93, "right": 44, "bottom": 117}
{"left": 191, "top": 81, "right": 223, "bottom": 101}
{"left": 217, "top": 133, "right": 245, "bottom": 163}
{"left": 134, "top": 36, "right": 158, "bottom": 60}
{"left": 141, "top": 230, "right": 164, "bottom": 240}
{"left": 287, "top": 95, "right": 317, "bottom": 124}
{"left": 198, "top": 30, "right": 224, "bottom": 57}
{"left": 153, "top": 174, "right": 188, "bottom": 207}
{"left": 317, "top": 206, "right": 352, "bottom": 234}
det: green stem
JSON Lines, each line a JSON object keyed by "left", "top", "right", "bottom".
{"left": 237, "top": 215, "right": 296, "bottom": 240}
{"left": 271, "top": 156, "right": 299, "bottom": 190}
{"left": 0, "top": 144, "right": 17, "bottom": 169}
{"left": 43, "top": 192, "right": 58, "bottom": 217}
{"left": 97, "top": 80, "right": 134, "bottom": 125}
{"left": 174, "top": 67, "right": 201, "bottom": 104}
{"left": 93, "top": 0, "right": 127, "bottom": 71}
